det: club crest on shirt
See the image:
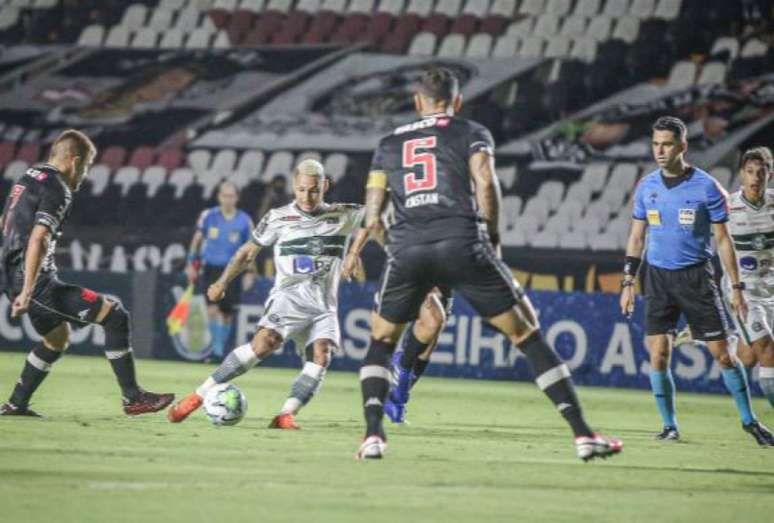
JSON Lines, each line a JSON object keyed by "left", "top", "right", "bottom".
{"left": 308, "top": 237, "right": 324, "bottom": 255}
{"left": 752, "top": 234, "right": 767, "bottom": 251}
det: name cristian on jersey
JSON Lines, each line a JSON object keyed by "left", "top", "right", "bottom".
{"left": 394, "top": 116, "right": 452, "bottom": 210}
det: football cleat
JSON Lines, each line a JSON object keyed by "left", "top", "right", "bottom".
{"left": 655, "top": 426, "right": 680, "bottom": 441}
{"left": 743, "top": 420, "right": 774, "bottom": 447}
{"left": 391, "top": 366, "right": 413, "bottom": 405}
{"left": 167, "top": 393, "right": 202, "bottom": 422}
{"left": 0, "top": 402, "right": 42, "bottom": 417}
{"left": 124, "top": 390, "right": 174, "bottom": 416}
{"left": 575, "top": 433, "right": 623, "bottom": 462}
{"left": 355, "top": 435, "right": 387, "bottom": 460}
{"left": 268, "top": 412, "right": 300, "bottom": 430}
{"left": 383, "top": 397, "right": 407, "bottom": 424}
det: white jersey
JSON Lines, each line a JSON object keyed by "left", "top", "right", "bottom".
{"left": 252, "top": 202, "right": 365, "bottom": 312}
{"left": 727, "top": 189, "right": 774, "bottom": 300}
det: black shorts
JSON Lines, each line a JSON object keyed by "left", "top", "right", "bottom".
{"left": 375, "top": 236, "right": 522, "bottom": 324}
{"left": 644, "top": 261, "right": 730, "bottom": 341}
{"left": 6, "top": 267, "right": 103, "bottom": 337}
{"left": 201, "top": 264, "right": 242, "bottom": 314}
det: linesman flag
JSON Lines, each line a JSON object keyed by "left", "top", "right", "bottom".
{"left": 167, "top": 284, "right": 195, "bottom": 336}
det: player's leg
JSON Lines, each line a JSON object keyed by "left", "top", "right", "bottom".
{"left": 739, "top": 302, "right": 774, "bottom": 409}
{"left": 168, "top": 326, "right": 283, "bottom": 422}
{"left": 206, "top": 304, "right": 225, "bottom": 360}
{"left": 211, "top": 274, "right": 241, "bottom": 360}
{"left": 2, "top": 321, "right": 69, "bottom": 416}
{"left": 753, "top": 337, "right": 774, "bottom": 408}
{"left": 271, "top": 337, "right": 335, "bottom": 429}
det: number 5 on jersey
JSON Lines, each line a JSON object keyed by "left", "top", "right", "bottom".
{"left": 403, "top": 137, "right": 437, "bottom": 195}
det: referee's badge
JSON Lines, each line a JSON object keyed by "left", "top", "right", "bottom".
{"left": 647, "top": 209, "right": 662, "bottom": 226}
{"left": 208, "top": 227, "right": 219, "bottom": 239}
{"left": 679, "top": 208, "right": 696, "bottom": 226}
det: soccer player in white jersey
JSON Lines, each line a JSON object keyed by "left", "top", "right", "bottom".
{"left": 726, "top": 147, "right": 774, "bottom": 414}
{"left": 168, "top": 159, "right": 364, "bottom": 429}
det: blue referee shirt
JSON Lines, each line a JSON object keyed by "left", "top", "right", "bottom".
{"left": 197, "top": 207, "right": 252, "bottom": 267}
{"left": 632, "top": 167, "right": 728, "bottom": 270}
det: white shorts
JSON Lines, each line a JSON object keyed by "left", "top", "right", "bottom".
{"left": 734, "top": 299, "right": 774, "bottom": 345}
{"left": 257, "top": 292, "right": 340, "bottom": 353}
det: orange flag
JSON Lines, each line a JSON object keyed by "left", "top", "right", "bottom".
{"left": 166, "top": 284, "right": 195, "bottom": 336}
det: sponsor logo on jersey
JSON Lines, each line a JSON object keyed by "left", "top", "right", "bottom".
{"left": 647, "top": 209, "right": 661, "bottom": 226}
{"left": 405, "top": 192, "right": 439, "bottom": 209}
{"left": 280, "top": 215, "right": 301, "bottom": 222}
{"left": 753, "top": 321, "right": 764, "bottom": 332}
{"left": 322, "top": 217, "right": 340, "bottom": 224}
{"left": 678, "top": 208, "right": 696, "bottom": 225}
{"left": 394, "top": 117, "right": 439, "bottom": 135}
{"left": 752, "top": 234, "right": 767, "bottom": 250}
{"left": 437, "top": 118, "right": 450, "bottom": 127}
{"left": 293, "top": 256, "right": 315, "bottom": 274}
{"left": 740, "top": 256, "right": 759, "bottom": 271}
{"left": 26, "top": 168, "right": 48, "bottom": 182}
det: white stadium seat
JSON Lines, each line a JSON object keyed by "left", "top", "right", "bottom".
{"left": 571, "top": 37, "right": 597, "bottom": 62}
{"left": 408, "top": 31, "right": 437, "bottom": 56}
{"left": 518, "top": 36, "right": 545, "bottom": 57}
{"left": 348, "top": 0, "right": 375, "bottom": 13}
{"left": 185, "top": 28, "right": 212, "bottom": 48}
{"left": 603, "top": 0, "right": 629, "bottom": 17}
{"left": 377, "top": 0, "right": 405, "bottom": 14}
{"left": 131, "top": 28, "right": 158, "bottom": 48}
{"left": 506, "top": 17, "right": 534, "bottom": 37}
{"left": 121, "top": 4, "right": 148, "bottom": 31}
{"left": 544, "top": 35, "right": 571, "bottom": 58}
{"left": 629, "top": 0, "right": 655, "bottom": 19}
{"left": 612, "top": 16, "right": 639, "bottom": 43}
{"left": 188, "top": 149, "right": 212, "bottom": 174}
{"left": 262, "top": 151, "right": 295, "bottom": 183}
{"left": 533, "top": 14, "right": 560, "bottom": 39}
{"left": 175, "top": 8, "right": 201, "bottom": 32}
{"left": 666, "top": 60, "right": 697, "bottom": 89}
{"left": 437, "top": 33, "right": 466, "bottom": 58}
{"left": 169, "top": 168, "right": 195, "bottom": 198}
{"left": 114, "top": 167, "right": 141, "bottom": 196}
{"left": 77, "top": 24, "right": 105, "bottom": 46}
{"left": 492, "top": 35, "right": 519, "bottom": 57}
{"left": 488, "top": 0, "right": 517, "bottom": 18}
{"left": 406, "top": 0, "right": 434, "bottom": 16}
{"left": 104, "top": 26, "right": 131, "bottom": 47}
{"left": 586, "top": 16, "right": 612, "bottom": 41}
{"left": 266, "top": 0, "right": 295, "bottom": 11}
{"left": 434, "top": 0, "right": 463, "bottom": 16}
{"left": 545, "top": 0, "right": 571, "bottom": 16}
{"left": 711, "top": 37, "right": 740, "bottom": 61}
{"left": 324, "top": 153, "right": 349, "bottom": 183}
{"left": 519, "top": 0, "right": 545, "bottom": 16}
{"left": 159, "top": 27, "right": 185, "bottom": 48}
{"left": 239, "top": 0, "right": 268, "bottom": 11}
{"left": 236, "top": 150, "right": 265, "bottom": 178}
{"left": 654, "top": 0, "right": 681, "bottom": 20}
{"left": 573, "top": 0, "right": 600, "bottom": 17}
{"left": 4, "top": 160, "right": 28, "bottom": 181}
{"left": 142, "top": 166, "right": 167, "bottom": 197}
{"left": 497, "top": 165, "right": 517, "bottom": 189}
{"left": 697, "top": 62, "right": 727, "bottom": 85}
{"left": 88, "top": 164, "right": 111, "bottom": 196}
{"left": 148, "top": 9, "right": 175, "bottom": 31}
{"left": 465, "top": 33, "right": 492, "bottom": 59}
{"left": 560, "top": 16, "right": 588, "bottom": 39}
{"left": 462, "top": 0, "right": 489, "bottom": 17}
{"left": 741, "top": 39, "right": 768, "bottom": 58}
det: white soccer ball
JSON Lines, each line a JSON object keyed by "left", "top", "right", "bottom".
{"left": 203, "top": 383, "right": 247, "bottom": 426}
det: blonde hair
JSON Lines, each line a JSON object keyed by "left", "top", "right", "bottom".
{"left": 294, "top": 158, "right": 325, "bottom": 178}
{"left": 50, "top": 129, "right": 97, "bottom": 163}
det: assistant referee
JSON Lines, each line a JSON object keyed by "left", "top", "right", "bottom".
{"left": 621, "top": 116, "right": 773, "bottom": 446}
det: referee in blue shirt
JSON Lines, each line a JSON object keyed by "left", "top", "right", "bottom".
{"left": 186, "top": 181, "right": 253, "bottom": 360}
{"left": 621, "top": 116, "right": 773, "bottom": 446}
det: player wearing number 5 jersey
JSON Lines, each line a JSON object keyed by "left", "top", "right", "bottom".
{"left": 355, "top": 67, "right": 621, "bottom": 461}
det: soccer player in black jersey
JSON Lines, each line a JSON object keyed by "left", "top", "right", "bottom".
{"left": 0, "top": 130, "right": 173, "bottom": 417}
{"left": 354, "top": 68, "right": 622, "bottom": 460}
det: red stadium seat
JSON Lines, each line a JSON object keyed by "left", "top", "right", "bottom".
{"left": 227, "top": 9, "right": 256, "bottom": 41}
{"left": 270, "top": 29, "right": 299, "bottom": 44}
{"left": 16, "top": 143, "right": 40, "bottom": 164}
{"left": 129, "top": 146, "right": 155, "bottom": 170}
{"left": 100, "top": 146, "right": 127, "bottom": 170}
{"left": 157, "top": 148, "right": 183, "bottom": 171}
{"left": 337, "top": 13, "right": 369, "bottom": 39}
{"left": 393, "top": 13, "right": 421, "bottom": 37}
{"left": 480, "top": 15, "right": 508, "bottom": 36}
{"left": 380, "top": 31, "right": 411, "bottom": 53}
{"left": 366, "top": 13, "right": 395, "bottom": 41}
{"left": 308, "top": 11, "right": 340, "bottom": 39}
{"left": 283, "top": 11, "right": 311, "bottom": 36}
{"left": 0, "top": 142, "right": 16, "bottom": 167}
{"left": 208, "top": 9, "right": 231, "bottom": 30}
{"left": 253, "top": 12, "right": 285, "bottom": 40}
{"left": 301, "top": 28, "right": 327, "bottom": 44}
{"left": 449, "top": 14, "right": 478, "bottom": 36}
{"left": 422, "top": 14, "right": 450, "bottom": 38}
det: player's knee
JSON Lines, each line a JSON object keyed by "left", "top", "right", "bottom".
{"left": 760, "top": 339, "right": 774, "bottom": 366}
{"left": 253, "top": 328, "right": 283, "bottom": 354}
{"left": 714, "top": 350, "right": 734, "bottom": 368}
{"left": 101, "top": 302, "right": 130, "bottom": 349}
{"left": 311, "top": 342, "right": 333, "bottom": 368}
{"left": 418, "top": 302, "right": 445, "bottom": 335}
{"left": 43, "top": 323, "right": 71, "bottom": 352}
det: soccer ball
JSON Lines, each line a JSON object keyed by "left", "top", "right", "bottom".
{"left": 203, "top": 383, "right": 247, "bottom": 426}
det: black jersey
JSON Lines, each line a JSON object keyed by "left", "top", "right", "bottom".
{"left": 369, "top": 114, "right": 495, "bottom": 247}
{"left": 0, "top": 163, "right": 72, "bottom": 278}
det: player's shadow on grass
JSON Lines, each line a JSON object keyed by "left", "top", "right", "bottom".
{"left": 615, "top": 463, "right": 774, "bottom": 479}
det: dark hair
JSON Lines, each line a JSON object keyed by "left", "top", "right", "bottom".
{"left": 652, "top": 116, "right": 687, "bottom": 142}
{"left": 417, "top": 67, "right": 459, "bottom": 103}
{"left": 50, "top": 129, "right": 97, "bottom": 162}
{"left": 740, "top": 146, "right": 773, "bottom": 172}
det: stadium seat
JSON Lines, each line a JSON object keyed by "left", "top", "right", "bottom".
{"left": 560, "top": 16, "right": 587, "bottom": 39}
{"left": 522, "top": 196, "right": 550, "bottom": 224}
{"left": 4, "top": 160, "right": 28, "bottom": 181}
{"left": 603, "top": 0, "right": 629, "bottom": 17}
{"left": 584, "top": 200, "right": 612, "bottom": 224}
{"left": 544, "top": 35, "right": 570, "bottom": 58}
{"left": 16, "top": 143, "right": 40, "bottom": 164}
{"left": 235, "top": 149, "right": 265, "bottom": 179}
{"left": 408, "top": 31, "right": 437, "bottom": 55}
{"left": 0, "top": 7, "right": 19, "bottom": 31}
{"left": 518, "top": 36, "right": 544, "bottom": 57}
{"left": 262, "top": 151, "right": 294, "bottom": 182}
{"left": 488, "top": 0, "right": 517, "bottom": 18}
{"left": 160, "top": 0, "right": 188, "bottom": 9}
{"left": 104, "top": 26, "right": 131, "bottom": 47}
{"left": 491, "top": 34, "right": 518, "bottom": 57}
{"left": 296, "top": 0, "right": 322, "bottom": 11}
{"left": 600, "top": 185, "right": 627, "bottom": 207}
{"left": 740, "top": 39, "right": 768, "bottom": 58}
{"left": 710, "top": 37, "right": 739, "bottom": 61}
{"left": 210, "top": 149, "right": 238, "bottom": 176}
{"left": 653, "top": 0, "right": 681, "bottom": 20}
{"left": 406, "top": 0, "right": 434, "bottom": 17}
{"left": 100, "top": 146, "right": 128, "bottom": 170}
{"left": 465, "top": 33, "right": 492, "bottom": 58}
{"left": 564, "top": 182, "right": 592, "bottom": 208}
{"left": 191, "top": 0, "right": 217, "bottom": 8}
{"left": 186, "top": 28, "right": 213, "bottom": 48}
{"left": 239, "top": 0, "right": 268, "bottom": 11}
{"left": 324, "top": 152, "right": 348, "bottom": 183}
{"left": 519, "top": 0, "right": 545, "bottom": 16}
{"left": 711, "top": 166, "right": 732, "bottom": 189}
{"left": 128, "top": 146, "right": 156, "bottom": 169}
{"left": 0, "top": 142, "right": 15, "bottom": 166}
{"left": 131, "top": 28, "right": 158, "bottom": 48}
{"left": 434, "top": 0, "right": 463, "bottom": 17}
{"left": 573, "top": 0, "right": 600, "bottom": 17}
{"left": 214, "top": 0, "right": 241, "bottom": 8}
{"left": 545, "top": 0, "right": 572, "bottom": 16}
{"left": 88, "top": 164, "right": 111, "bottom": 196}
{"left": 497, "top": 165, "right": 517, "bottom": 189}
{"left": 506, "top": 17, "right": 533, "bottom": 37}
{"left": 267, "top": 0, "right": 295, "bottom": 12}
{"left": 77, "top": 24, "right": 105, "bottom": 46}
{"left": 537, "top": 180, "right": 565, "bottom": 211}
{"left": 501, "top": 227, "right": 527, "bottom": 247}
{"left": 580, "top": 163, "right": 610, "bottom": 193}
{"left": 159, "top": 27, "right": 186, "bottom": 48}
{"left": 169, "top": 167, "right": 196, "bottom": 198}
{"left": 531, "top": 230, "right": 559, "bottom": 248}
{"left": 697, "top": 61, "right": 726, "bottom": 85}
{"left": 114, "top": 167, "right": 141, "bottom": 196}
{"left": 515, "top": 214, "right": 540, "bottom": 237}
{"left": 437, "top": 33, "right": 466, "bottom": 57}
{"left": 532, "top": 14, "right": 560, "bottom": 39}
{"left": 142, "top": 166, "right": 167, "bottom": 197}
{"left": 612, "top": 16, "right": 639, "bottom": 43}
{"left": 148, "top": 9, "right": 175, "bottom": 31}
{"left": 377, "top": 0, "right": 405, "bottom": 14}
{"left": 629, "top": 0, "right": 655, "bottom": 19}
{"left": 176, "top": 8, "right": 202, "bottom": 31}
{"left": 666, "top": 60, "right": 697, "bottom": 88}
{"left": 212, "top": 30, "right": 231, "bottom": 47}
{"left": 348, "top": 0, "right": 375, "bottom": 13}
{"left": 589, "top": 231, "right": 618, "bottom": 251}
{"left": 188, "top": 150, "right": 212, "bottom": 175}
{"left": 586, "top": 16, "right": 612, "bottom": 41}
{"left": 559, "top": 231, "right": 588, "bottom": 249}
{"left": 157, "top": 149, "right": 184, "bottom": 171}
{"left": 461, "top": 0, "right": 488, "bottom": 17}
{"left": 121, "top": 4, "right": 148, "bottom": 31}
{"left": 609, "top": 163, "right": 639, "bottom": 191}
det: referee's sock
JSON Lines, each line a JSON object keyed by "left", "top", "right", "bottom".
{"left": 9, "top": 345, "right": 62, "bottom": 409}
{"left": 518, "top": 331, "right": 593, "bottom": 438}
{"left": 759, "top": 367, "right": 774, "bottom": 408}
{"left": 721, "top": 360, "right": 756, "bottom": 425}
{"left": 360, "top": 339, "right": 395, "bottom": 439}
{"left": 649, "top": 370, "right": 678, "bottom": 429}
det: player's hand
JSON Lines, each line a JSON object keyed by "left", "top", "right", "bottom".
{"left": 731, "top": 289, "right": 748, "bottom": 322}
{"left": 341, "top": 252, "right": 363, "bottom": 282}
{"left": 207, "top": 281, "right": 226, "bottom": 302}
{"left": 184, "top": 263, "right": 199, "bottom": 284}
{"left": 620, "top": 285, "right": 636, "bottom": 319}
{"left": 12, "top": 290, "right": 32, "bottom": 318}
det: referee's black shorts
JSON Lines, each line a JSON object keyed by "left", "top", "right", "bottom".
{"left": 201, "top": 264, "right": 242, "bottom": 315}
{"left": 375, "top": 236, "right": 523, "bottom": 324}
{"left": 644, "top": 260, "right": 730, "bottom": 341}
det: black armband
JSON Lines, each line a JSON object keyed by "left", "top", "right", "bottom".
{"left": 623, "top": 256, "right": 641, "bottom": 277}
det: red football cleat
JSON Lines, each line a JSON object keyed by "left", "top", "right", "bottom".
{"left": 167, "top": 393, "right": 203, "bottom": 423}
{"left": 123, "top": 390, "right": 175, "bottom": 416}
{"left": 575, "top": 433, "right": 623, "bottom": 462}
{"left": 268, "top": 412, "right": 300, "bottom": 430}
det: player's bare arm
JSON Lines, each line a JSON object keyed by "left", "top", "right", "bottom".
{"left": 620, "top": 219, "right": 647, "bottom": 318}
{"left": 208, "top": 241, "right": 261, "bottom": 302}
{"left": 342, "top": 197, "right": 386, "bottom": 281}
{"left": 185, "top": 229, "right": 204, "bottom": 283}
{"left": 470, "top": 150, "right": 501, "bottom": 250}
{"left": 713, "top": 221, "right": 748, "bottom": 321}
{"left": 13, "top": 224, "right": 52, "bottom": 317}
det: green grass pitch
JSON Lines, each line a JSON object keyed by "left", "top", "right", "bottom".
{"left": 1, "top": 352, "right": 773, "bottom": 523}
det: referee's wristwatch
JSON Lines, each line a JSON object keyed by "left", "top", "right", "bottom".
{"left": 731, "top": 282, "right": 746, "bottom": 291}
